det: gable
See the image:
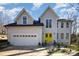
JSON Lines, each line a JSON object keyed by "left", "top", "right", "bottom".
{"left": 15, "top": 8, "right": 33, "bottom": 24}
{"left": 40, "top": 7, "right": 59, "bottom": 19}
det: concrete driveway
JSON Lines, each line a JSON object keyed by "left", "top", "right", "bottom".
{"left": 0, "top": 46, "right": 48, "bottom": 56}
{"left": 0, "top": 46, "right": 78, "bottom": 56}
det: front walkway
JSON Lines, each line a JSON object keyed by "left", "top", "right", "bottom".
{"left": 0, "top": 46, "right": 78, "bottom": 56}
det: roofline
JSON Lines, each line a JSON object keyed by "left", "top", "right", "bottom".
{"left": 58, "top": 19, "right": 73, "bottom": 22}
{"left": 14, "top": 8, "right": 34, "bottom": 21}
{"left": 4, "top": 23, "right": 44, "bottom": 27}
{"left": 39, "top": 6, "right": 59, "bottom": 18}
{"left": 5, "top": 25, "right": 43, "bottom": 27}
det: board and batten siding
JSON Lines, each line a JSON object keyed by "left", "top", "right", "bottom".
{"left": 40, "top": 7, "right": 59, "bottom": 42}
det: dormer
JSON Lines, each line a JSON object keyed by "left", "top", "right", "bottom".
{"left": 15, "top": 8, "right": 33, "bottom": 25}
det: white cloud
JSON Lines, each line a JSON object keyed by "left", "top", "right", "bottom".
{"left": 54, "top": 3, "right": 69, "bottom": 9}
{"left": 0, "top": 6, "right": 22, "bottom": 24}
{"left": 0, "top": 6, "right": 5, "bottom": 11}
{"left": 59, "top": 7, "right": 77, "bottom": 19}
{"left": 0, "top": 3, "right": 7, "bottom": 6}
{"left": 4, "top": 8, "right": 22, "bottom": 24}
{"left": 32, "top": 3, "right": 43, "bottom": 11}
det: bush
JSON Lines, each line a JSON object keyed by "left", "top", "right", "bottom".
{"left": 56, "top": 43, "right": 60, "bottom": 48}
{"left": 61, "top": 49, "right": 68, "bottom": 53}
{"left": 56, "top": 42, "right": 64, "bottom": 47}
{"left": 68, "top": 44, "right": 79, "bottom": 51}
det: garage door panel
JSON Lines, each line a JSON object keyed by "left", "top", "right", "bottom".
{"left": 8, "top": 26, "right": 42, "bottom": 46}
{"left": 11, "top": 38, "right": 39, "bottom": 46}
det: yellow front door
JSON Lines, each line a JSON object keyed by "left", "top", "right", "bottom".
{"left": 45, "top": 33, "right": 53, "bottom": 44}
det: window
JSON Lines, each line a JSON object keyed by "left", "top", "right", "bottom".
{"left": 20, "top": 35, "right": 22, "bottom": 37}
{"left": 57, "top": 22, "right": 58, "bottom": 28}
{"left": 57, "top": 33, "right": 59, "bottom": 39}
{"left": 13, "top": 35, "right": 16, "bottom": 37}
{"left": 66, "top": 22, "right": 69, "bottom": 28}
{"left": 49, "top": 19, "right": 52, "bottom": 28}
{"left": 25, "top": 35, "right": 27, "bottom": 37}
{"left": 45, "top": 33, "right": 48, "bottom": 37}
{"left": 28, "top": 35, "right": 30, "bottom": 37}
{"left": 61, "top": 33, "right": 64, "bottom": 39}
{"left": 23, "top": 35, "right": 25, "bottom": 37}
{"left": 34, "top": 35, "right": 36, "bottom": 37}
{"left": 66, "top": 33, "right": 69, "bottom": 39}
{"left": 31, "top": 35, "right": 33, "bottom": 37}
{"left": 46, "top": 20, "right": 49, "bottom": 28}
{"left": 46, "top": 19, "right": 52, "bottom": 28}
{"left": 23, "top": 16, "right": 27, "bottom": 24}
{"left": 61, "top": 22, "right": 64, "bottom": 28}
{"left": 16, "top": 35, "right": 19, "bottom": 37}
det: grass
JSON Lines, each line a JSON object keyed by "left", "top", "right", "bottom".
{"left": 68, "top": 44, "right": 79, "bottom": 51}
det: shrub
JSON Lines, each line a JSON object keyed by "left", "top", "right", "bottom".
{"left": 61, "top": 49, "right": 68, "bottom": 53}
{"left": 68, "top": 44, "right": 79, "bottom": 51}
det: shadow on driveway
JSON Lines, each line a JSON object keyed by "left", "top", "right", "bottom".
{"left": 0, "top": 46, "right": 42, "bottom": 52}
{"left": 7, "top": 48, "right": 46, "bottom": 56}
{"left": 73, "top": 52, "right": 79, "bottom": 56}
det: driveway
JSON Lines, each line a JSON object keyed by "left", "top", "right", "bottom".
{"left": 0, "top": 46, "right": 48, "bottom": 56}
{"left": 0, "top": 46, "right": 78, "bottom": 56}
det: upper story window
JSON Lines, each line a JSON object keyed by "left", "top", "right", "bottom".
{"left": 66, "top": 22, "right": 69, "bottom": 28}
{"left": 57, "top": 22, "right": 58, "bottom": 28}
{"left": 46, "top": 19, "right": 52, "bottom": 28}
{"left": 66, "top": 33, "right": 69, "bottom": 39}
{"left": 23, "top": 16, "right": 27, "bottom": 24}
{"left": 61, "top": 22, "right": 64, "bottom": 28}
{"left": 61, "top": 33, "right": 64, "bottom": 39}
{"left": 57, "top": 33, "right": 59, "bottom": 39}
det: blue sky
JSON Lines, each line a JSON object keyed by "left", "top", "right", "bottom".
{"left": 0, "top": 3, "right": 78, "bottom": 23}
{"left": 0, "top": 3, "right": 79, "bottom": 32}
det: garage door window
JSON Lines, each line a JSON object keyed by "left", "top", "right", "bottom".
{"left": 13, "top": 35, "right": 16, "bottom": 37}
{"left": 13, "top": 35, "right": 37, "bottom": 37}
{"left": 20, "top": 35, "right": 22, "bottom": 37}
{"left": 34, "top": 35, "right": 36, "bottom": 37}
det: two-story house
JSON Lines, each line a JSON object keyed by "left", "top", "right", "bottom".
{"left": 5, "top": 7, "right": 73, "bottom": 46}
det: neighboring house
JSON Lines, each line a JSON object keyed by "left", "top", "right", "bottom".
{"left": 0, "top": 24, "right": 6, "bottom": 34}
{"left": 5, "top": 7, "right": 73, "bottom": 46}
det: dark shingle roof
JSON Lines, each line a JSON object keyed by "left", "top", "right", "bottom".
{"left": 4, "top": 23, "right": 44, "bottom": 27}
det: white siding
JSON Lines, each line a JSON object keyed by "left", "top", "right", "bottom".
{"left": 7, "top": 26, "right": 42, "bottom": 46}
{"left": 40, "top": 8, "right": 59, "bottom": 42}
{"left": 16, "top": 12, "right": 33, "bottom": 24}
{"left": 57, "top": 21, "right": 72, "bottom": 45}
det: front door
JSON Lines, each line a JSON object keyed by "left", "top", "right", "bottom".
{"left": 45, "top": 33, "right": 53, "bottom": 44}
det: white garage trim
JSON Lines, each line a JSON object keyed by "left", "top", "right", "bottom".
{"left": 7, "top": 26, "right": 43, "bottom": 46}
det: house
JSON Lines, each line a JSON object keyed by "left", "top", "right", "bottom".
{"left": 5, "top": 7, "right": 73, "bottom": 46}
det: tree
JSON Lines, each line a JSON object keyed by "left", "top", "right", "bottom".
{"left": 61, "top": 3, "right": 79, "bottom": 44}
{"left": 0, "top": 11, "right": 6, "bottom": 35}
{"left": 68, "top": 4, "right": 79, "bottom": 44}
{"left": 69, "top": 4, "right": 79, "bottom": 34}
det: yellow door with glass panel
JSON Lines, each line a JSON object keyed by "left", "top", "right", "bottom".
{"left": 44, "top": 33, "right": 53, "bottom": 44}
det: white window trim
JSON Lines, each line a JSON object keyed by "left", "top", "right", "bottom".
{"left": 22, "top": 15, "right": 28, "bottom": 24}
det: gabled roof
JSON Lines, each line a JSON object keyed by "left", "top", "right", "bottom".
{"left": 39, "top": 6, "right": 59, "bottom": 18}
{"left": 15, "top": 8, "right": 34, "bottom": 21}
